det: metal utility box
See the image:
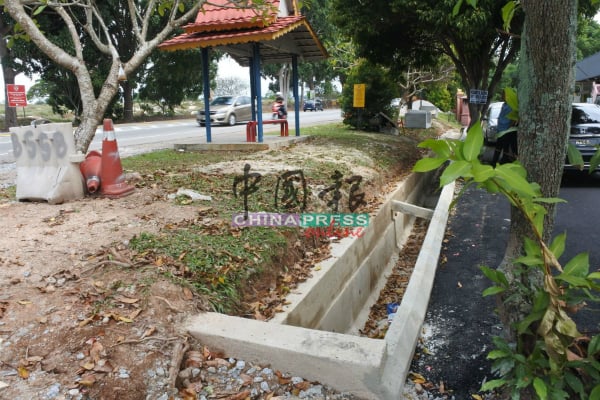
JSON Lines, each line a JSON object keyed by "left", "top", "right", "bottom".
{"left": 404, "top": 110, "right": 432, "bottom": 129}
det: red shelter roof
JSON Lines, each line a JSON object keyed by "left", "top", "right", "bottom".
{"left": 159, "top": 0, "right": 327, "bottom": 65}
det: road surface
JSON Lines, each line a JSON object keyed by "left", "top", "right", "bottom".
{"left": 0, "top": 109, "right": 342, "bottom": 164}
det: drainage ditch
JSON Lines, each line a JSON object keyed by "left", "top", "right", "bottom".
{"left": 185, "top": 168, "right": 453, "bottom": 400}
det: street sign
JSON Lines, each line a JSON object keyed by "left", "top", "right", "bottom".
{"left": 6, "top": 84, "right": 27, "bottom": 107}
{"left": 469, "top": 89, "right": 488, "bottom": 104}
{"left": 353, "top": 84, "right": 366, "bottom": 108}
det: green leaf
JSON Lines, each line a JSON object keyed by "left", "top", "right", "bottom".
{"left": 566, "top": 143, "right": 585, "bottom": 170}
{"left": 472, "top": 160, "right": 495, "bottom": 182}
{"left": 480, "top": 266, "right": 508, "bottom": 286}
{"left": 462, "top": 121, "right": 484, "bottom": 161}
{"left": 487, "top": 349, "right": 509, "bottom": 359}
{"left": 503, "top": 87, "right": 519, "bottom": 114}
{"left": 564, "top": 371, "right": 584, "bottom": 396}
{"left": 590, "top": 385, "right": 600, "bottom": 400}
{"left": 556, "top": 274, "right": 591, "bottom": 289}
{"left": 495, "top": 164, "right": 537, "bottom": 197}
{"left": 588, "top": 272, "right": 600, "bottom": 280}
{"left": 589, "top": 148, "right": 600, "bottom": 173}
{"left": 440, "top": 160, "right": 471, "bottom": 186}
{"left": 483, "top": 286, "right": 506, "bottom": 296}
{"left": 501, "top": 2, "right": 517, "bottom": 33}
{"left": 481, "top": 379, "right": 507, "bottom": 391}
{"left": 413, "top": 157, "right": 447, "bottom": 172}
{"left": 549, "top": 233, "right": 566, "bottom": 260}
{"left": 33, "top": 5, "right": 47, "bottom": 15}
{"left": 563, "top": 252, "right": 590, "bottom": 278}
{"left": 514, "top": 255, "right": 543, "bottom": 267}
{"left": 418, "top": 138, "right": 451, "bottom": 157}
{"left": 452, "top": 0, "right": 464, "bottom": 16}
{"left": 533, "top": 377, "right": 548, "bottom": 399}
{"left": 588, "top": 335, "right": 600, "bottom": 357}
{"left": 515, "top": 310, "right": 545, "bottom": 334}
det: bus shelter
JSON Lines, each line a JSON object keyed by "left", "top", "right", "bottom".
{"left": 159, "top": 0, "right": 328, "bottom": 142}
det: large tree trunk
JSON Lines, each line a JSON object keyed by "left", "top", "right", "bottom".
{"left": 1, "top": 65, "right": 18, "bottom": 130}
{"left": 497, "top": 0, "right": 578, "bottom": 340}
{"left": 0, "top": 17, "right": 18, "bottom": 131}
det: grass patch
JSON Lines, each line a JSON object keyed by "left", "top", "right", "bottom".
{"left": 128, "top": 221, "right": 290, "bottom": 314}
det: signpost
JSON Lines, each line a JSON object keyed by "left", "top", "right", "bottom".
{"left": 353, "top": 84, "right": 366, "bottom": 108}
{"left": 353, "top": 84, "right": 366, "bottom": 128}
{"left": 7, "top": 84, "right": 28, "bottom": 107}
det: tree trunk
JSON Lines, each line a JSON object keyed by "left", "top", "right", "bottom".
{"left": 122, "top": 81, "right": 134, "bottom": 121}
{"left": 0, "top": 17, "right": 18, "bottom": 131}
{"left": 278, "top": 63, "right": 291, "bottom": 107}
{"left": 2, "top": 65, "right": 18, "bottom": 131}
{"left": 497, "top": 0, "right": 578, "bottom": 339}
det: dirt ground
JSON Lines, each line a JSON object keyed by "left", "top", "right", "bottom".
{"left": 0, "top": 122, "right": 453, "bottom": 400}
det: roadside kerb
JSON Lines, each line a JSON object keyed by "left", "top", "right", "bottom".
{"left": 185, "top": 171, "right": 454, "bottom": 399}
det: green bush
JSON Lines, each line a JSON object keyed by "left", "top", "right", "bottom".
{"left": 339, "top": 59, "right": 398, "bottom": 131}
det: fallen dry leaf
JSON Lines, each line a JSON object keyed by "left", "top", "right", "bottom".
{"left": 275, "top": 370, "right": 291, "bottom": 385}
{"left": 78, "top": 373, "right": 96, "bottom": 387}
{"left": 113, "top": 295, "right": 139, "bottom": 304}
{"left": 294, "top": 381, "right": 311, "bottom": 390}
{"left": 409, "top": 372, "right": 426, "bottom": 384}
{"left": 90, "top": 341, "right": 104, "bottom": 362}
{"left": 141, "top": 326, "right": 156, "bottom": 339}
{"left": 182, "top": 287, "right": 194, "bottom": 300}
{"left": 17, "top": 366, "right": 29, "bottom": 379}
{"left": 80, "top": 361, "right": 95, "bottom": 371}
{"left": 93, "top": 359, "right": 113, "bottom": 373}
{"left": 225, "top": 390, "right": 251, "bottom": 400}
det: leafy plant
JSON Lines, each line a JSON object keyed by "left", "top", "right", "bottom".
{"left": 413, "top": 122, "right": 600, "bottom": 399}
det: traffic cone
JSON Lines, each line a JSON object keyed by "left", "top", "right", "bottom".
{"left": 79, "top": 150, "right": 102, "bottom": 194}
{"left": 100, "top": 118, "right": 134, "bottom": 198}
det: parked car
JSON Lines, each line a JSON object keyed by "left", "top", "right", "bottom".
{"left": 481, "top": 102, "right": 503, "bottom": 145}
{"left": 197, "top": 95, "right": 252, "bottom": 126}
{"left": 303, "top": 99, "right": 323, "bottom": 112}
{"left": 565, "top": 103, "right": 600, "bottom": 172}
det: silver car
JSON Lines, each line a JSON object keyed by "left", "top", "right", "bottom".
{"left": 197, "top": 95, "right": 252, "bottom": 126}
{"left": 481, "top": 102, "right": 503, "bottom": 145}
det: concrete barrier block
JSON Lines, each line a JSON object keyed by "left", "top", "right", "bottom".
{"left": 10, "top": 123, "right": 84, "bottom": 204}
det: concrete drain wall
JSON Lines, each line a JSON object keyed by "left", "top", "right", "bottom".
{"left": 186, "top": 170, "right": 455, "bottom": 399}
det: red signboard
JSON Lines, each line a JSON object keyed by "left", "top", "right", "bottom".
{"left": 6, "top": 84, "right": 27, "bottom": 107}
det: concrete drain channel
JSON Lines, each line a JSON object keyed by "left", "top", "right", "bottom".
{"left": 185, "top": 169, "right": 454, "bottom": 400}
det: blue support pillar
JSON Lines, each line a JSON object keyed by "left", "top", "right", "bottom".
{"left": 252, "top": 43, "right": 264, "bottom": 142}
{"left": 201, "top": 47, "right": 212, "bottom": 143}
{"left": 292, "top": 55, "right": 300, "bottom": 137}
{"left": 249, "top": 59, "right": 257, "bottom": 121}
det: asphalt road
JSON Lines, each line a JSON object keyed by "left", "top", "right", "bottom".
{"left": 0, "top": 109, "right": 342, "bottom": 164}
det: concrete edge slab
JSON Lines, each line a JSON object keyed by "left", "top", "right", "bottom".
{"left": 379, "top": 180, "right": 455, "bottom": 398}
{"left": 186, "top": 312, "right": 386, "bottom": 400}
{"left": 173, "top": 136, "right": 309, "bottom": 152}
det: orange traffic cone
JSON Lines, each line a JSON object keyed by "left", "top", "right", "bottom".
{"left": 80, "top": 150, "right": 102, "bottom": 194}
{"left": 100, "top": 118, "right": 134, "bottom": 198}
